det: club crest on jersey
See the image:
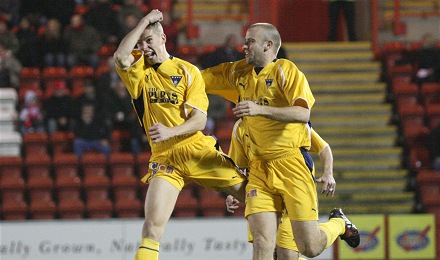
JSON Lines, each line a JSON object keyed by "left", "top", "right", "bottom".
{"left": 170, "top": 76, "right": 182, "bottom": 86}
{"left": 265, "top": 79, "right": 273, "bottom": 88}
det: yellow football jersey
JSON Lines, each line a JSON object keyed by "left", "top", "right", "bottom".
{"left": 116, "top": 51, "right": 209, "bottom": 148}
{"left": 203, "top": 58, "right": 315, "bottom": 160}
{"left": 310, "top": 128, "right": 329, "bottom": 154}
{"left": 228, "top": 118, "right": 250, "bottom": 169}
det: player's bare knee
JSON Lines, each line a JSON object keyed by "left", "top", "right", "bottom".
{"left": 298, "top": 244, "right": 321, "bottom": 258}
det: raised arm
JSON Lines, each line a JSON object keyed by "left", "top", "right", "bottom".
{"left": 114, "top": 9, "right": 163, "bottom": 69}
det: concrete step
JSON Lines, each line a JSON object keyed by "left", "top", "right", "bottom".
{"left": 313, "top": 125, "right": 398, "bottom": 138}
{"left": 334, "top": 169, "right": 408, "bottom": 180}
{"left": 334, "top": 179, "right": 407, "bottom": 193}
{"left": 284, "top": 41, "right": 372, "bottom": 53}
{"left": 318, "top": 192, "right": 414, "bottom": 203}
{"left": 329, "top": 158, "right": 401, "bottom": 171}
{"left": 297, "top": 62, "right": 381, "bottom": 74}
{"left": 307, "top": 72, "right": 381, "bottom": 84}
{"left": 321, "top": 136, "right": 396, "bottom": 148}
{"left": 313, "top": 93, "right": 386, "bottom": 105}
{"left": 312, "top": 147, "right": 402, "bottom": 161}
{"left": 310, "top": 83, "right": 386, "bottom": 94}
{"left": 311, "top": 114, "right": 392, "bottom": 127}
{"left": 312, "top": 103, "right": 392, "bottom": 116}
{"left": 318, "top": 202, "right": 414, "bottom": 215}
{"left": 290, "top": 52, "right": 375, "bottom": 63}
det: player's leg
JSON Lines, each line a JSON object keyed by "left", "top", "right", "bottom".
{"left": 275, "top": 210, "right": 301, "bottom": 260}
{"left": 290, "top": 220, "right": 327, "bottom": 257}
{"left": 248, "top": 211, "right": 278, "bottom": 260}
{"left": 291, "top": 208, "right": 360, "bottom": 258}
{"left": 276, "top": 246, "right": 301, "bottom": 260}
{"left": 135, "top": 177, "right": 180, "bottom": 260}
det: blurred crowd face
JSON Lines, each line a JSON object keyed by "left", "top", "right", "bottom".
{"left": 81, "top": 105, "right": 94, "bottom": 124}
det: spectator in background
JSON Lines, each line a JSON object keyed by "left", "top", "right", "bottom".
{"left": 118, "top": 13, "right": 141, "bottom": 43}
{"left": 43, "top": 81, "right": 73, "bottom": 134}
{"left": 395, "top": 33, "right": 440, "bottom": 87}
{"left": 0, "top": 39, "right": 22, "bottom": 89}
{"left": 429, "top": 123, "right": 440, "bottom": 170}
{"left": 97, "top": 56, "right": 120, "bottom": 99}
{"left": 40, "top": 0, "right": 76, "bottom": 28}
{"left": 200, "top": 34, "right": 243, "bottom": 133}
{"left": 84, "top": 0, "right": 119, "bottom": 45}
{"left": 72, "top": 103, "right": 111, "bottom": 158}
{"left": 19, "top": 90, "right": 45, "bottom": 134}
{"left": 0, "top": 0, "right": 21, "bottom": 27}
{"left": 15, "top": 17, "right": 39, "bottom": 67}
{"left": 117, "top": 0, "right": 144, "bottom": 31}
{"left": 162, "top": 9, "right": 186, "bottom": 56}
{"left": 327, "top": 0, "right": 357, "bottom": 42}
{"left": 203, "top": 34, "right": 242, "bottom": 68}
{"left": 38, "top": 18, "right": 67, "bottom": 67}
{"left": 108, "top": 79, "right": 146, "bottom": 154}
{"left": 0, "top": 20, "right": 19, "bottom": 54}
{"left": 73, "top": 78, "right": 106, "bottom": 120}
{"left": 64, "top": 14, "right": 102, "bottom": 69}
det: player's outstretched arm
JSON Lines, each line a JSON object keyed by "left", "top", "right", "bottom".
{"left": 316, "top": 145, "right": 336, "bottom": 197}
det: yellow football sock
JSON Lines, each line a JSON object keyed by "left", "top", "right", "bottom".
{"left": 134, "top": 238, "right": 159, "bottom": 260}
{"left": 319, "top": 218, "right": 345, "bottom": 248}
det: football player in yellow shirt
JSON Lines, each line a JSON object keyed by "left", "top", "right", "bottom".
{"left": 202, "top": 22, "right": 359, "bottom": 259}
{"left": 226, "top": 119, "right": 336, "bottom": 259}
{"left": 114, "top": 9, "right": 247, "bottom": 260}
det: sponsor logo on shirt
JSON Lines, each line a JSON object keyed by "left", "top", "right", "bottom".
{"left": 149, "top": 162, "right": 175, "bottom": 176}
{"left": 148, "top": 88, "right": 178, "bottom": 104}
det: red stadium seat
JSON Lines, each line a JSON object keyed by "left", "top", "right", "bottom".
{"left": 58, "top": 198, "right": 85, "bottom": 219}
{"left": 1, "top": 198, "right": 28, "bottom": 220}
{"left": 81, "top": 153, "right": 108, "bottom": 177}
{"left": 29, "top": 193, "right": 57, "bottom": 219}
{"left": 69, "top": 65, "right": 94, "bottom": 79}
{"left": 50, "top": 131, "right": 74, "bottom": 154}
{"left": 417, "top": 170, "right": 440, "bottom": 212}
{"left": 0, "top": 156, "right": 26, "bottom": 204}
{"left": 96, "top": 44, "right": 117, "bottom": 58}
{"left": 136, "top": 150, "right": 152, "bottom": 178}
{"left": 201, "top": 44, "right": 218, "bottom": 55}
{"left": 111, "top": 129, "right": 131, "bottom": 153}
{"left": 177, "top": 45, "right": 199, "bottom": 64}
{"left": 23, "top": 132, "right": 49, "bottom": 155}
{"left": 174, "top": 188, "right": 199, "bottom": 217}
{"left": 53, "top": 153, "right": 81, "bottom": 200}
{"left": 25, "top": 154, "right": 54, "bottom": 201}
{"left": 391, "top": 82, "right": 419, "bottom": 99}
{"left": 20, "top": 67, "right": 41, "bottom": 81}
{"left": 83, "top": 155, "right": 112, "bottom": 218}
{"left": 42, "top": 67, "right": 67, "bottom": 80}
{"left": 425, "top": 103, "right": 440, "bottom": 129}
{"left": 114, "top": 191, "right": 142, "bottom": 218}
{"left": 198, "top": 189, "right": 227, "bottom": 217}
{"left": 408, "top": 145, "right": 431, "bottom": 170}
{"left": 397, "top": 102, "right": 425, "bottom": 128}
{"left": 86, "top": 197, "right": 113, "bottom": 219}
